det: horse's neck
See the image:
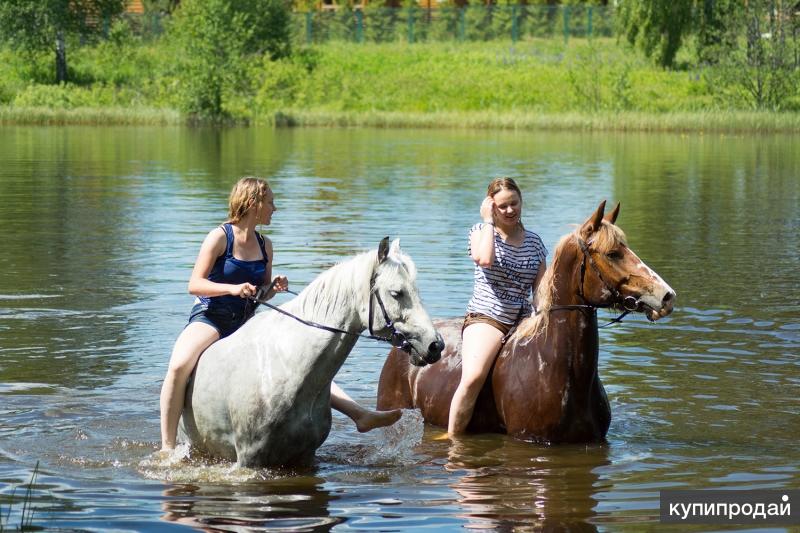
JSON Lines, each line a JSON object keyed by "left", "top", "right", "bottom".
{"left": 545, "top": 248, "right": 600, "bottom": 380}
{"left": 550, "top": 248, "right": 589, "bottom": 308}
{"left": 277, "top": 254, "right": 372, "bottom": 382}
{"left": 289, "top": 254, "right": 371, "bottom": 332}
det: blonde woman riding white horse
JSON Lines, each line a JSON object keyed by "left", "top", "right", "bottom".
{"left": 182, "top": 237, "right": 444, "bottom": 467}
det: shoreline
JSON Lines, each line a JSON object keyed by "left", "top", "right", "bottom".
{"left": 3, "top": 106, "right": 800, "bottom": 133}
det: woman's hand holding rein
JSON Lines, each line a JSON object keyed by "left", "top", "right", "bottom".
{"left": 231, "top": 283, "right": 258, "bottom": 299}
{"left": 271, "top": 275, "right": 289, "bottom": 293}
{"left": 232, "top": 275, "right": 288, "bottom": 300}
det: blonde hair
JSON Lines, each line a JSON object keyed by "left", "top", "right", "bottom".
{"left": 487, "top": 177, "right": 522, "bottom": 201}
{"left": 488, "top": 177, "right": 524, "bottom": 229}
{"left": 226, "top": 177, "right": 271, "bottom": 223}
{"left": 512, "top": 221, "right": 627, "bottom": 341}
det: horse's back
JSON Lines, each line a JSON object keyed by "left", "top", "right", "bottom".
{"left": 377, "top": 318, "right": 461, "bottom": 419}
{"left": 377, "top": 317, "right": 504, "bottom": 432}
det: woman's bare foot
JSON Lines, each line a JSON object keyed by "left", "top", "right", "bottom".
{"left": 354, "top": 408, "right": 402, "bottom": 432}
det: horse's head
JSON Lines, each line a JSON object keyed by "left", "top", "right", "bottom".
{"left": 576, "top": 201, "right": 676, "bottom": 322}
{"left": 370, "top": 237, "right": 444, "bottom": 366}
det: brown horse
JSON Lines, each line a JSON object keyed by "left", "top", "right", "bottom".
{"left": 377, "top": 201, "right": 676, "bottom": 443}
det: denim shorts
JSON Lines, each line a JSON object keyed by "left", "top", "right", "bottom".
{"left": 187, "top": 302, "right": 251, "bottom": 339}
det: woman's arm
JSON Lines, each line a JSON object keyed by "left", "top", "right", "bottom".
{"left": 471, "top": 196, "right": 496, "bottom": 267}
{"left": 187, "top": 228, "right": 255, "bottom": 299}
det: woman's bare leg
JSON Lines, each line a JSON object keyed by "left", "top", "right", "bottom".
{"left": 159, "top": 322, "right": 220, "bottom": 450}
{"left": 447, "top": 323, "right": 504, "bottom": 435}
{"left": 330, "top": 381, "right": 402, "bottom": 432}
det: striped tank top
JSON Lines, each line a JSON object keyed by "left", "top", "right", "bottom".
{"left": 466, "top": 223, "right": 547, "bottom": 325}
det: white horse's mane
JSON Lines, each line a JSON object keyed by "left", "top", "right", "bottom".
{"left": 289, "top": 241, "right": 417, "bottom": 323}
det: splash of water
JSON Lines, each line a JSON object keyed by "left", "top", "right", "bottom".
{"left": 137, "top": 444, "right": 284, "bottom": 483}
{"left": 345, "top": 409, "right": 426, "bottom": 466}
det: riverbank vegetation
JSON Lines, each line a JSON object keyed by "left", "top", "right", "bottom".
{"left": 0, "top": 0, "right": 798, "bottom": 131}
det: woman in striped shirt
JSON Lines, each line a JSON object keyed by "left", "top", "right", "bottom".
{"left": 447, "top": 177, "right": 548, "bottom": 436}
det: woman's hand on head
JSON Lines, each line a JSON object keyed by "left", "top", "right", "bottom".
{"left": 232, "top": 283, "right": 257, "bottom": 299}
{"left": 480, "top": 196, "right": 495, "bottom": 224}
{"left": 271, "top": 275, "right": 289, "bottom": 293}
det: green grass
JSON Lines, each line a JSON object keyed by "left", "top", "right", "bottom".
{"left": 0, "top": 462, "right": 39, "bottom": 532}
{"left": 267, "top": 109, "right": 800, "bottom": 132}
{"left": 1, "top": 38, "right": 799, "bottom": 131}
{"left": 0, "top": 106, "right": 182, "bottom": 125}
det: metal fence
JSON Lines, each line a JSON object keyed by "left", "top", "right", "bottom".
{"left": 110, "top": 5, "right": 614, "bottom": 44}
{"left": 290, "top": 5, "right": 615, "bottom": 45}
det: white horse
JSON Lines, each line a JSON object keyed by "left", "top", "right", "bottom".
{"left": 180, "top": 238, "right": 444, "bottom": 467}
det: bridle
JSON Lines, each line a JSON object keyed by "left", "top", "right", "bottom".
{"left": 548, "top": 235, "right": 642, "bottom": 328}
{"left": 368, "top": 272, "right": 414, "bottom": 354}
{"left": 250, "top": 268, "right": 417, "bottom": 354}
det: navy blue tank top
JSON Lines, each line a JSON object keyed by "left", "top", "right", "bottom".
{"left": 198, "top": 223, "right": 269, "bottom": 316}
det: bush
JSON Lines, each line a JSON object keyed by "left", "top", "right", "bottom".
{"left": 11, "top": 83, "right": 140, "bottom": 108}
{"left": 167, "top": 0, "right": 291, "bottom": 119}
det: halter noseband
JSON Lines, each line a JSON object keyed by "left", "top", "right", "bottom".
{"left": 575, "top": 236, "right": 639, "bottom": 312}
{"left": 368, "top": 271, "right": 415, "bottom": 354}
{"left": 549, "top": 235, "right": 640, "bottom": 328}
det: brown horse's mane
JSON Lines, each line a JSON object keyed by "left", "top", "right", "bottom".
{"left": 513, "top": 221, "right": 627, "bottom": 340}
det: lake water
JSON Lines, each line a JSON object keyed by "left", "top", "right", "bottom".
{"left": 0, "top": 125, "right": 798, "bottom": 532}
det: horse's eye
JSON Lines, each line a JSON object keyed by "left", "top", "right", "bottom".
{"left": 606, "top": 250, "right": 623, "bottom": 260}
{"left": 390, "top": 290, "right": 404, "bottom": 299}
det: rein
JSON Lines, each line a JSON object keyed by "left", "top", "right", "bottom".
{"left": 547, "top": 235, "right": 638, "bottom": 329}
{"left": 249, "top": 275, "right": 417, "bottom": 354}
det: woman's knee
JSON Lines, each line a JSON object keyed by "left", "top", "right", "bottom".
{"left": 167, "top": 324, "right": 219, "bottom": 374}
{"left": 456, "top": 373, "right": 487, "bottom": 399}
{"left": 167, "top": 347, "right": 202, "bottom": 377}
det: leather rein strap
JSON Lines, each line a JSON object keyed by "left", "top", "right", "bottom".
{"left": 250, "top": 273, "right": 416, "bottom": 353}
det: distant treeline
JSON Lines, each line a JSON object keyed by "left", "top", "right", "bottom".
{"left": 0, "top": 0, "right": 798, "bottom": 125}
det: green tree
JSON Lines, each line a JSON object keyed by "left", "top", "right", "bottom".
{"left": 694, "top": 0, "right": 738, "bottom": 65}
{"left": 143, "top": 0, "right": 182, "bottom": 13}
{"left": 237, "top": 0, "right": 292, "bottom": 60}
{"left": 0, "top": 0, "right": 125, "bottom": 83}
{"left": 617, "top": 0, "right": 693, "bottom": 68}
{"left": 169, "top": 0, "right": 291, "bottom": 119}
{"left": 170, "top": 0, "right": 251, "bottom": 118}
{"left": 705, "top": 0, "right": 800, "bottom": 110}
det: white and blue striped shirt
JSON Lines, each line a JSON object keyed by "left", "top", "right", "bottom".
{"left": 466, "top": 223, "right": 547, "bottom": 324}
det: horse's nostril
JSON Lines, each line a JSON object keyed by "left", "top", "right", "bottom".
{"left": 424, "top": 341, "right": 442, "bottom": 364}
{"left": 663, "top": 291, "right": 675, "bottom": 306}
{"left": 429, "top": 339, "right": 445, "bottom": 354}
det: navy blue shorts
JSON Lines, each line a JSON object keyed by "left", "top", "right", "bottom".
{"left": 187, "top": 302, "right": 252, "bottom": 339}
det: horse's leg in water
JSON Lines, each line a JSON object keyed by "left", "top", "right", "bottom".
{"left": 330, "top": 382, "right": 402, "bottom": 432}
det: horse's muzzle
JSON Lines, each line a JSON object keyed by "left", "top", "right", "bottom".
{"left": 644, "top": 290, "right": 676, "bottom": 322}
{"left": 409, "top": 335, "right": 444, "bottom": 366}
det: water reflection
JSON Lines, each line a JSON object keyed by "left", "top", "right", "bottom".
{"left": 442, "top": 436, "right": 608, "bottom": 531}
{"left": 0, "top": 125, "right": 798, "bottom": 530}
{"left": 160, "top": 478, "right": 343, "bottom": 532}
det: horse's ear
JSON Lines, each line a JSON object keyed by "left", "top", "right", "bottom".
{"left": 604, "top": 202, "right": 620, "bottom": 225}
{"left": 389, "top": 238, "right": 401, "bottom": 259}
{"left": 580, "top": 200, "right": 606, "bottom": 237}
{"left": 377, "top": 236, "right": 390, "bottom": 263}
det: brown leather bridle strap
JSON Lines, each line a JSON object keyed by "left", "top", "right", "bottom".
{"left": 547, "top": 235, "right": 636, "bottom": 328}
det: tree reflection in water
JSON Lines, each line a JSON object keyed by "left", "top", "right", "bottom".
{"left": 444, "top": 435, "right": 609, "bottom": 531}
